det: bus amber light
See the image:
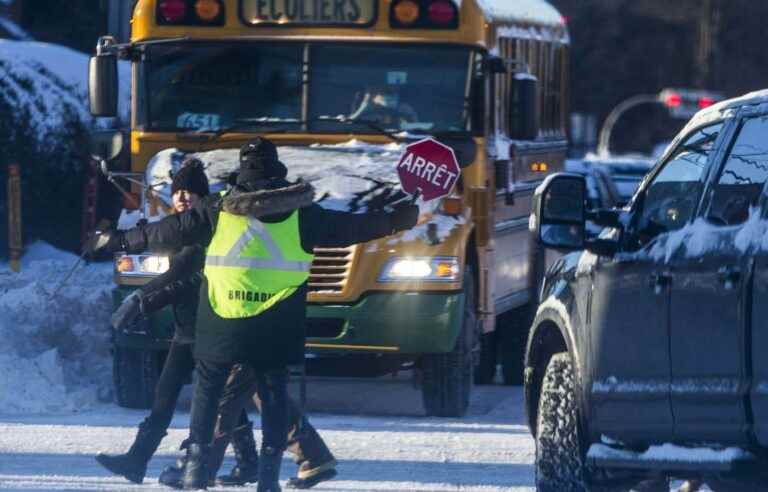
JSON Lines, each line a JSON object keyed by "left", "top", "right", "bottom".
{"left": 116, "top": 256, "right": 135, "bottom": 274}
{"left": 195, "top": 0, "right": 221, "bottom": 21}
{"left": 394, "top": 0, "right": 420, "bottom": 25}
{"left": 441, "top": 197, "right": 463, "bottom": 215}
{"left": 158, "top": 0, "right": 187, "bottom": 23}
{"left": 428, "top": 0, "right": 456, "bottom": 24}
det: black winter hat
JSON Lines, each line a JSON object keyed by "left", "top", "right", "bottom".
{"left": 237, "top": 138, "right": 288, "bottom": 185}
{"left": 171, "top": 157, "right": 210, "bottom": 197}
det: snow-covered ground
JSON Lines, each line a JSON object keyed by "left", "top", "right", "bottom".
{"left": 0, "top": 383, "right": 536, "bottom": 491}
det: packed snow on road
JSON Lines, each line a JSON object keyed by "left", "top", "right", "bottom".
{"left": 0, "top": 244, "right": 537, "bottom": 491}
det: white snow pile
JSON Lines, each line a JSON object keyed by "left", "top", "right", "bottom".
{"left": 0, "top": 39, "right": 130, "bottom": 142}
{"left": 589, "top": 442, "right": 753, "bottom": 464}
{"left": 0, "top": 242, "right": 114, "bottom": 414}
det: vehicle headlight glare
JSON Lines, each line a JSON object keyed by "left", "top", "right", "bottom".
{"left": 115, "top": 254, "right": 170, "bottom": 277}
{"left": 379, "top": 257, "right": 460, "bottom": 282}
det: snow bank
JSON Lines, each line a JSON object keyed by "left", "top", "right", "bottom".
{"left": 589, "top": 442, "right": 753, "bottom": 464}
{"left": 0, "top": 242, "right": 114, "bottom": 414}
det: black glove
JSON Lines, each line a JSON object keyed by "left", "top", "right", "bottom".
{"left": 390, "top": 204, "right": 419, "bottom": 233}
{"left": 111, "top": 291, "right": 144, "bottom": 331}
{"left": 84, "top": 229, "right": 124, "bottom": 255}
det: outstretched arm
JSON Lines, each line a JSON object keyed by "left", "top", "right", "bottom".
{"left": 300, "top": 204, "right": 418, "bottom": 250}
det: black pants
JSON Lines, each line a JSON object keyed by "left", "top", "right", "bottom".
{"left": 208, "top": 364, "right": 335, "bottom": 474}
{"left": 190, "top": 360, "right": 288, "bottom": 454}
{"left": 146, "top": 342, "right": 248, "bottom": 433}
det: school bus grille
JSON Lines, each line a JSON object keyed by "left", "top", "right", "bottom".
{"left": 308, "top": 246, "right": 356, "bottom": 294}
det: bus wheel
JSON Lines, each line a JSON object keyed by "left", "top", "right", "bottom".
{"left": 113, "top": 346, "right": 161, "bottom": 409}
{"left": 421, "top": 265, "right": 475, "bottom": 417}
{"left": 499, "top": 305, "right": 532, "bottom": 386}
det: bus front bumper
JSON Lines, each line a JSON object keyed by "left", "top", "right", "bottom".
{"left": 306, "top": 291, "right": 465, "bottom": 355}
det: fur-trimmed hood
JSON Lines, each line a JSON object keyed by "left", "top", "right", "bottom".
{"left": 222, "top": 181, "right": 315, "bottom": 218}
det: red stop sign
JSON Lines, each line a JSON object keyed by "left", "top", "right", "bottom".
{"left": 396, "top": 138, "right": 460, "bottom": 202}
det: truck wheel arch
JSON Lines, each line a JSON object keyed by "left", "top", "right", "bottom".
{"left": 524, "top": 311, "right": 574, "bottom": 435}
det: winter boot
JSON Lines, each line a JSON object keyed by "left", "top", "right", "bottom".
{"left": 159, "top": 439, "right": 215, "bottom": 489}
{"left": 95, "top": 418, "right": 167, "bottom": 484}
{"left": 285, "top": 460, "right": 337, "bottom": 489}
{"left": 256, "top": 446, "right": 283, "bottom": 492}
{"left": 182, "top": 443, "right": 210, "bottom": 490}
{"left": 216, "top": 422, "right": 260, "bottom": 486}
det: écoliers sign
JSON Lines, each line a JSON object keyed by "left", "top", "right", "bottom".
{"left": 241, "top": 0, "right": 376, "bottom": 26}
{"left": 396, "top": 138, "right": 460, "bottom": 202}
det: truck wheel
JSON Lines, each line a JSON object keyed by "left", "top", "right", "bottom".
{"left": 113, "top": 346, "right": 162, "bottom": 409}
{"left": 422, "top": 265, "right": 476, "bottom": 417}
{"left": 474, "top": 331, "right": 497, "bottom": 385}
{"left": 535, "top": 352, "right": 590, "bottom": 492}
{"left": 500, "top": 305, "right": 532, "bottom": 385}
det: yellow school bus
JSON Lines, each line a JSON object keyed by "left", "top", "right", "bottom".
{"left": 89, "top": 0, "right": 569, "bottom": 417}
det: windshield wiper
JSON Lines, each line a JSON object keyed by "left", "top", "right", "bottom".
{"left": 311, "top": 116, "right": 405, "bottom": 143}
{"left": 179, "top": 118, "right": 297, "bottom": 141}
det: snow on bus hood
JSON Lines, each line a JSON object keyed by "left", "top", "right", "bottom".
{"left": 119, "top": 140, "right": 465, "bottom": 244}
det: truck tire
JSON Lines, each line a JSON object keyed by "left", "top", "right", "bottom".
{"left": 113, "top": 346, "right": 162, "bottom": 409}
{"left": 535, "top": 352, "right": 589, "bottom": 492}
{"left": 500, "top": 305, "right": 532, "bottom": 386}
{"left": 422, "top": 265, "right": 476, "bottom": 417}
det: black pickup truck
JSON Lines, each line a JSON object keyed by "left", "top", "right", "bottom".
{"left": 525, "top": 90, "right": 768, "bottom": 491}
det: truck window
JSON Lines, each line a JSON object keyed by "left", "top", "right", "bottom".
{"left": 707, "top": 116, "right": 768, "bottom": 225}
{"left": 636, "top": 123, "right": 723, "bottom": 240}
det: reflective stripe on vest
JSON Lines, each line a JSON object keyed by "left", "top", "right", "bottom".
{"left": 204, "top": 209, "right": 314, "bottom": 319}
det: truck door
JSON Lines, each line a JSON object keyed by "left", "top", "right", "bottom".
{"left": 668, "top": 116, "right": 768, "bottom": 445}
{"left": 588, "top": 123, "right": 723, "bottom": 443}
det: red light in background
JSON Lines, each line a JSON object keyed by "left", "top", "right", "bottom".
{"left": 159, "top": 0, "right": 187, "bottom": 23}
{"left": 698, "top": 97, "right": 715, "bottom": 109}
{"left": 665, "top": 93, "right": 682, "bottom": 108}
{"left": 428, "top": 0, "right": 455, "bottom": 24}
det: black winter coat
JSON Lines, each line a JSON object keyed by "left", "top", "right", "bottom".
{"left": 119, "top": 182, "right": 397, "bottom": 370}
{"left": 139, "top": 245, "right": 204, "bottom": 344}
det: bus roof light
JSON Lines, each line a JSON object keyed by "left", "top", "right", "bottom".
{"left": 158, "top": 0, "right": 187, "bottom": 24}
{"left": 393, "top": 0, "right": 420, "bottom": 26}
{"left": 428, "top": 1, "right": 456, "bottom": 25}
{"left": 194, "top": 0, "right": 222, "bottom": 22}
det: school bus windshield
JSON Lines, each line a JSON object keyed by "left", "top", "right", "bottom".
{"left": 137, "top": 42, "right": 474, "bottom": 134}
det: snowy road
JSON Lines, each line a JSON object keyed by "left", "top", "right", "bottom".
{"left": 0, "top": 380, "right": 536, "bottom": 491}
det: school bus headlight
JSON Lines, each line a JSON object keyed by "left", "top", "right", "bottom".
{"left": 195, "top": 0, "right": 221, "bottom": 22}
{"left": 115, "top": 254, "right": 170, "bottom": 277}
{"left": 379, "top": 257, "right": 459, "bottom": 282}
{"left": 393, "top": 0, "right": 420, "bottom": 25}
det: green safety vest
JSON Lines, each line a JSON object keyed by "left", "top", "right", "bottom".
{"left": 204, "top": 208, "right": 314, "bottom": 319}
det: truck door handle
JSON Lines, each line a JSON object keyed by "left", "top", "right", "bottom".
{"left": 649, "top": 272, "right": 672, "bottom": 294}
{"left": 718, "top": 266, "right": 741, "bottom": 289}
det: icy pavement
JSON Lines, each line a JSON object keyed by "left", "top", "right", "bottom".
{"left": 0, "top": 384, "right": 535, "bottom": 491}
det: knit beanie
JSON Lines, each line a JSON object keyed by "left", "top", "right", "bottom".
{"left": 237, "top": 138, "right": 288, "bottom": 186}
{"left": 171, "top": 157, "right": 210, "bottom": 197}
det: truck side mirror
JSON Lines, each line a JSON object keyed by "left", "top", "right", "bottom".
{"left": 89, "top": 37, "right": 119, "bottom": 117}
{"left": 90, "top": 130, "right": 124, "bottom": 174}
{"left": 509, "top": 75, "right": 539, "bottom": 141}
{"left": 532, "top": 173, "right": 586, "bottom": 250}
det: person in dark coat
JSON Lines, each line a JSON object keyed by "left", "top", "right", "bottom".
{"left": 90, "top": 137, "right": 419, "bottom": 491}
{"left": 94, "top": 159, "right": 337, "bottom": 488}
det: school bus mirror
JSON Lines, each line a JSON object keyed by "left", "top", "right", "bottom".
{"left": 89, "top": 53, "right": 118, "bottom": 117}
{"left": 509, "top": 75, "right": 539, "bottom": 141}
{"left": 90, "top": 130, "right": 124, "bottom": 164}
{"left": 486, "top": 56, "right": 507, "bottom": 74}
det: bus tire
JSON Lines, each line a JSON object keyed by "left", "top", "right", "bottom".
{"left": 113, "top": 346, "right": 161, "bottom": 409}
{"left": 535, "top": 352, "right": 590, "bottom": 492}
{"left": 421, "top": 266, "right": 475, "bottom": 417}
{"left": 500, "top": 305, "right": 532, "bottom": 386}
